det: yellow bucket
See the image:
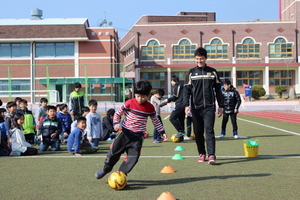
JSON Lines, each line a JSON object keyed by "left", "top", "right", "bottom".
{"left": 243, "top": 140, "right": 259, "bottom": 157}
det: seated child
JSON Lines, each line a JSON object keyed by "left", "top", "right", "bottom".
{"left": 67, "top": 117, "right": 94, "bottom": 156}
{"left": 102, "top": 108, "right": 117, "bottom": 141}
{"left": 10, "top": 113, "right": 38, "bottom": 156}
{"left": 18, "top": 99, "right": 36, "bottom": 144}
{"left": 0, "top": 108, "right": 10, "bottom": 156}
{"left": 38, "top": 106, "right": 62, "bottom": 151}
{"left": 56, "top": 104, "right": 73, "bottom": 142}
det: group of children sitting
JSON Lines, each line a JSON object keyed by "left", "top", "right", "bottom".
{"left": 0, "top": 97, "right": 117, "bottom": 157}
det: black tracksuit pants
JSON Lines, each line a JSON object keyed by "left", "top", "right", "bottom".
{"left": 221, "top": 113, "right": 238, "bottom": 132}
{"left": 103, "top": 128, "right": 143, "bottom": 174}
{"left": 186, "top": 116, "right": 193, "bottom": 137}
{"left": 191, "top": 106, "right": 216, "bottom": 156}
{"left": 169, "top": 105, "right": 185, "bottom": 133}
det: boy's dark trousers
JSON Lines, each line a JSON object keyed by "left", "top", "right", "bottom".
{"left": 103, "top": 128, "right": 143, "bottom": 174}
{"left": 24, "top": 133, "right": 35, "bottom": 144}
{"left": 221, "top": 113, "right": 238, "bottom": 132}
{"left": 169, "top": 106, "right": 185, "bottom": 133}
{"left": 191, "top": 106, "right": 216, "bottom": 156}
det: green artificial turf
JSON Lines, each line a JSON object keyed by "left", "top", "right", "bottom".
{"left": 1, "top": 115, "right": 300, "bottom": 199}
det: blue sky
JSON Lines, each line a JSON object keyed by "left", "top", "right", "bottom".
{"left": 0, "top": 0, "right": 279, "bottom": 39}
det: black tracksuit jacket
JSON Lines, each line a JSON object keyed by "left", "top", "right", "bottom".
{"left": 184, "top": 65, "right": 224, "bottom": 109}
{"left": 222, "top": 86, "right": 241, "bottom": 114}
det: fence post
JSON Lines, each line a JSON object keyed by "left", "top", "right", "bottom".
{"left": 46, "top": 65, "right": 50, "bottom": 101}
{"left": 8, "top": 65, "right": 12, "bottom": 101}
{"left": 85, "top": 64, "right": 88, "bottom": 105}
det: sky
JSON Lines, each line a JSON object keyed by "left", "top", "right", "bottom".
{"left": 0, "top": 0, "right": 279, "bottom": 39}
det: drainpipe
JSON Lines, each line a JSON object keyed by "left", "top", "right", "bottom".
{"left": 232, "top": 30, "right": 236, "bottom": 57}
{"left": 200, "top": 31, "right": 203, "bottom": 47}
{"left": 31, "top": 41, "right": 36, "bottom": 104}
{"left": 295, "top": 29, "right": 299, "bottom": 63}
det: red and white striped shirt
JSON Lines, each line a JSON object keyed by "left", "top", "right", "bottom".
{"left": 113, "top": 98, "right": 165, "bottom": 134}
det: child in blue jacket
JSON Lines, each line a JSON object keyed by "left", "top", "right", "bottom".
{"left": 56, "top": 104, "right": 73, "bottom": 143}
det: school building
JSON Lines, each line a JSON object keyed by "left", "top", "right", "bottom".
{"left": 120, "top": 0, "right": 300, "bottom": 97}
{"left": 0, "top": 8, "right": 131, "bottom": 104}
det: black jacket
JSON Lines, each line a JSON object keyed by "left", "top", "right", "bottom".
{"left": 38, "top": 116, "right": 62, "bottom": 144}
{"left": 167, "top": 82, "right": 184, "bottom": 107}
{"left": 222, "top": 86, "right": 241, "bottom": 114}
{"left": 184, "top": 65, "right": 224, "bottom": 109}
{"left": 102, "top": 116, "right": 114, "bottom": 141}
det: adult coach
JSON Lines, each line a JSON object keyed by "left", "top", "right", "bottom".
{"left": 69, "top": 82, "right": 85, "bottom": 115}
{"left": 183, "top": 47, "right": 224, "bottom": 165}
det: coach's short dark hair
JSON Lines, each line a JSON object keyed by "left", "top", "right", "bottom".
{"left": 194, "top": 47, "right": 207, "bottom": 58}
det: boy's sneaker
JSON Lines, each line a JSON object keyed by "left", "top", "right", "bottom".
{"left": 208, "top": 155, "right": 216, "bottom": 165}
{"left": 175, "top": 132, "right": 186, "bottom": 138}
{"left": 198, "top": 154, "right": 206, "bottom": 162}
{"left": 219, "top": 134, "right": 225, "bottom": 138}
{"left": 153, "top": 139, "right": 161, "bottom": 143}
{"left": 95, "top": 169, "right": 107, "bottom": 179}
{"left": 234, "top": 135, "right": 239, "bottom": 139}
{"left": 184, "top": 136, "right": 190, "bottom": 140}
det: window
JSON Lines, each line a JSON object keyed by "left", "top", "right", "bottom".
{"left": 237, "top": 71, "right": 260, "bottom": 86}
{"left": 141, "top": 40, "right": 165, "bottom": 60}
{"left": 205, "top": 39, "right": 228, "bottom": 59}
{"left": 269, "top": 38, "right": 293, "bottom": 58}
{"left": 0, "top": 43, "right": 30, "bottom": 58}
{"left": 142, "top": 72, "right": 165, "bottom": 88}
{"left": 0, "top": 80, "right": 30, "bottom": 95}
{"left": 35, "top": 42, "right": 74, "bottom": 57}
{"left": 269, "top": 70, "right": 292, "bottom": 86}
{"left": 218, "top": 71, "right": 231, "bottom": 82}
{"left": 237, "top": 38, "right": 260, "bottom": 58}
{"left": 172, "top": 72, "right": 186, "bottom": 85}
{"left": 173, "top": 39, "right": 196, "bottom": 59}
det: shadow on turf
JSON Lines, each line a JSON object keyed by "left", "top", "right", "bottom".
{"left": 126, "top": 173, "right": 271, "bottom": 190}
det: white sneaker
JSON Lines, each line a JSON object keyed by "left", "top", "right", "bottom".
{"left": 234, "top": 135, "right": 239, "bottom": 139}
{"left": 184, "top": 136, "right": 190, "bottom": 140}
{"left": 219, "top": 134, "right": 225, "bottom": 138}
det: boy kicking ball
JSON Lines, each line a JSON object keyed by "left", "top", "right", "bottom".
{"left": 95, "top": 80, "right": 166, "bottom": 179}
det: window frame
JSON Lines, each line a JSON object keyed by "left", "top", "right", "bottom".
{"left": 35, "top": 42, "right": 74, "bottom": 58}
{"left": 141, "top": 40, "right": 165, "bottom": 60}
{"left": 269, "top": 38, "right": 293, "bottom": 58}
{"left": 236, "top": 38, "right": 261, "bottom": 59}
{"left": 0, "top": 43, "right": 30, "bottom": 58}
{"left": 172, "top": 39, "right": 196, "bottom": 60}
{"left": 237, "top": 71, "right": 261, "bottom": 86}
{"left": 204, "top": 38, "right": 229, "bottom": 59}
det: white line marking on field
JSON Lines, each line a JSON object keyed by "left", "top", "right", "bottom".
{"left": 6, "top": 155, "right": 300, "bottom": 159}
{"left": 238, "top": 118, "right": 300, "bottom": 136}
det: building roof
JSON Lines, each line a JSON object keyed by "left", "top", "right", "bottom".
{"left": 0, "top": 18, "right": 89, "bottom": 26}
{"left": 0, "top": 18, "right": 90, "bottom": 41}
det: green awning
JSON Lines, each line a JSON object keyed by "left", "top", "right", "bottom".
{"left": 39, "top": 77, "right": 133, "bottom": 84}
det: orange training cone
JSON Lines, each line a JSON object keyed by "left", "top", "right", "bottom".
{"left": 157, "top": 192, "right": 176, "bottom": 200}
{"left": 160, "top": 166, "right": 176, "bottom": 173}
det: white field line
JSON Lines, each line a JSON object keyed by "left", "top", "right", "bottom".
{"left": 238, "top": 117, "right": 300, "bottom": 136}
{"left": 6, "top": 155, "right": 300, "bottom": 159}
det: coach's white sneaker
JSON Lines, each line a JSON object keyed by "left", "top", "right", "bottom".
{"left": 234, "top": 135, "right": 239, "bottom": 139}
{"left": 219, "top": 134, "right": 225, "bottom": 138}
